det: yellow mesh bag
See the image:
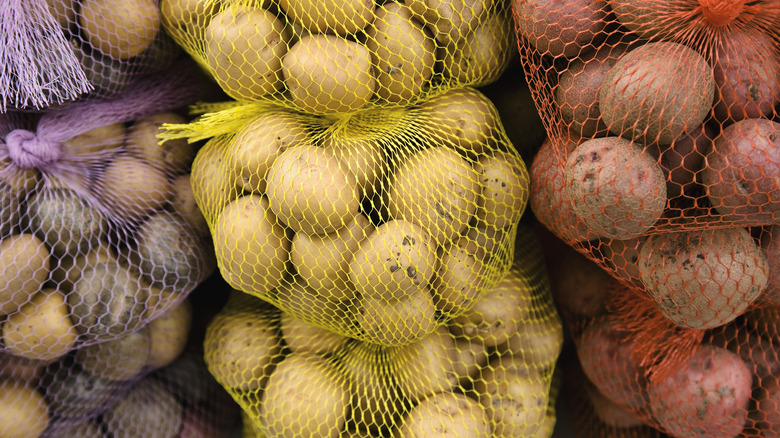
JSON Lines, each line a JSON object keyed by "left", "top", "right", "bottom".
{"left": 160, "top": 0, "right": 516, "bottom": 114}
{"left": 205, "top": 222, "right": 562, "bottom": 437}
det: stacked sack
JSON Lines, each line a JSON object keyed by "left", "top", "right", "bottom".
{"left": 515, "top": 1, "right": 780, "bottom": 436}
{"left": 158, "top": 0, "right": 564, "bottom": 435}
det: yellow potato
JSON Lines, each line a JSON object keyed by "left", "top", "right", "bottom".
{"left": 408, "top": 0, "right": 492, "bottom": 44}
{"left": 387, "top": 146, "right": 479, "bottom": 246}
{"left": 395, "top": 391, "right": 492, "bottom": 437}
{"left": 206, "top": 4, "right": 290, "bottom": 100}
{"left": 213, "top": 195, "right": 291, "bottom": 295}
{"left": 160, "top": 0, "right": 223, "bottom": 40}
{"left": 432, "top": 235, "right": 489, "bottom": 315}
{"left": 80, "top": 0, "right": 160, "bottom": 59}
{"left": 190, "top": 135, "right": 241, "bottom": 225}
{"left": 0, "top": 381, "right": 49, "bottom": 438}
{"left": 266, "top": 144, "right": 359, "bottom": 236}
{"left": 146, "top": 298, "right": 193, "bottom": 369}
{"left": 292, "top": 213, "right": 373, "bottom": 293}
{"left": 349, "top": 219, "right": 436, "bottom": 301}
{"left": 280, "top": 311, "right": 350, "bottom": 355}
{"left": 275, "top": 275, "right": 356, "bottom": 329}
{"left": 320, "top": 131, "right": 388, "bottom": 198}
{"left": 60, "top": 122, "right": 125, "bottom": 167}
{"left": 2, "top": 289, "right": 78, "bottom": 361}
{"left": 283, "top": 35, "right": 376, "bottom": 115}
{"left": 496, "top": 313, "right": 564, "bottom": 372}
{"left": 228, "top": 111, "right": 310, "bottom": 194}
{"left": 96, "top": 154, "right": 171, "bottom": 222}
{"left": 474, "top": 150, "right": 529, "bottom": 229}
{"left": 0, "top": 234, "right": 50, "bottom": 316}
{"left": 75, "top": 325, "right": 151, "bottom": 381}
{"left": 356, "top": 287, "right": 437, "bottom": 346}
{"left": 450, "top": 335, "right": 489, "bottom": 384}
{"left": 279, "top": 0, "right": 374, "bottom": 35}
{"left": 126, "top": 112, "right": 195, "bottom": 176}
{"left": 388, "top": 326, "right": 460, "bottom": 402}
{"left": 170, "top": 174, "right": 210, "bottom": 237}
{"left": 367, "top": 2, "right": 436, "bottom": 102}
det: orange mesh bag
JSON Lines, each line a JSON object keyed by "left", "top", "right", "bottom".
{"left": 203, "top": 224, "right": 563, "bottom": 437}
{"left": 2, "top": 0, "right": 182, "bottom": 111}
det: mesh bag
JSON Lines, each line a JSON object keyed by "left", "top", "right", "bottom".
{"left": 160, "top": 0, "right": 518, "bottom": 115}
{"left": 2, "top": 0, "right": 184, "bottom": 112}
{"left": 203, "top": 222, "right": 562, "bottom": 437}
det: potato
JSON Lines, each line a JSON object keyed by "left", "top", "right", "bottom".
{"left": 654, "top": 123, "right": 713, "bottom": 199}
{"left": 126, "top": 112, "right": 195, "bottom": 175}
{"left": 103, "top": 379, "right": 182, "bottom": 438}
{"left": 276, "top": 275, "right": 355, "bottom": 327}
{"left": 59, "top": 122, "right": 125, "bottom": 167}
{"left": 474, "top": 357, "right": 548, "bottom": 437}
{"left": 69, "top": 262, "right": 150, "bottom": 339}
{"left": 283, "top": 35, "right": 376, "bottom": 114}
{"left": 228, "top": 111, "right": 310, "bottom": 195}
{"left": 279, "top": 0, "right": 374, "bottom": 34}
{"left": 465, "top": 223, "right": 507, "bottom": 260}
{"left": 27, "top": 188, "right": 107, "bottom": 256}
{"left": 638, "top": 227, "right": 768, "bottom": 329}
{"left": 261, "top": 352, "right": 350, "bottom": 438}
{"left": 356, "top": 287, "right": 437, "bottom": 346}
{"left": 336, "top": 342, "right": 408, "bottom": 432}
{"left": 320, "top": 129, "right": 388, "bottom": 199}
{"left": 416, "top": 87, "right": 499, "bottom": 157}
{"left": 395, "top": 391, "right": 492, "bottom": 437}
{"left": 281, "top": 311, "right": 350, "bottom": 355}
{"left": 575, "top": 318, "right": 649, "bottom": 411}
{"left": 496, "top": 310, "right": 564, "bottom": 372}
{"left": 75, "top": 326, "right": 151, "bottom": 381}
{"left": 50, "top": 241, "right": 118, "bottom": 292}
{"left": 432, "top": 235, "right": 490, "bottom": 315}
{"left": 548, "top": 245, "right": 615, "bottom": 317}
{"left": 292, "top": 213, "right": 372, "bottom": 293}
{"left": 408, "top": 0, "right": 491, "bottom": 44}
{"left": 367, "top": 2, "right": 435, "bottom": 102}
{"left": 388, "top": 326, "right": 459, "bottom": 403}
{"left": 0, "top": 233, "right": 50, "bottom": 316}
{"left": 349, "top": 219, "right": 436, "bottom": 301}
{"left": 2, "top": 289, "right": 78, "bottom": 362}
{"left": 80, "top": 0, "right": 160, "bottom": 59}
{"left": 702, "top": 118, "right": 780, "bottom": 223}
{"left": 565, "top": 136, "right": 667, "bottom": 240}
{"left": 439, "top": 9, "right": 514, "bottom": 87}
{"left": 474, "top": 149, "right": 529, "bottom": 229}
{"left": 43, "top": 363, "right": 120, "bottom": 419}
{"left": 555, "top": 41, "right": 635, "bottom": 138}
{"left": 266, "top": 144, "right": 359, "bottom": 236}
{"left": 529, "top": 135, "right": 598, "bottom": 243}
{"left": 205, "top": 4, "right": 290, "bottom": 100}
{"left": 450, "top": 335, "right": 489, "bottom": 384}
{"left": 95, "top": 154, "right": 171, "bottom": 222}
{"left": 170, "top": 174, "right": 210, "bottom": 237}
{"left": 191, "top": 135, "right": 240, "bottom": 224}
{"left": 584, "top": 381, "right": 645, "bottom": 429}
{"left": 713, "top": 30, "right": 780, "bottom": 122}
{"left": 648, "top": 345, "right": 751, "bottom": 438}
{"left": 131, "top": 211, "right": 211, "bottom": 293}
{"left": 514, "top": 0, "right": 607, "bottom": 58}
{"left": 708, "top": 320, "right": 780, "bottom": 381}
{"left": 600, "top": 236, "right": 646, "bottom": 287}
{"left": 213, "top": 195, "right": 291, "bottom": 295}
{"left": 0, "top": 381, "right": 49, "bottom": 438}
{"left": 146, "top": 298, "right": 192, "bottom": 369}
{"left": 160, "top": 0, "right": 221, "bottom": 40}
{"left": 387, "top": 146, "right": 479, "bottom": 245}
{"left": 600, "top": 42, "right": 715, "bottom": 144}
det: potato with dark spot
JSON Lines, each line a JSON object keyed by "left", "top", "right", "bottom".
{"left": 514, "top": 0, "right": 607, "bottom": 58}
{"left": 565, "top": 136, "right": 666, "bottom": 240}
{"left": 27, "top": 188, "right": 107, "bottom": 256}
{"left": 638, "top": 227, "right": 768, "bottom": 329}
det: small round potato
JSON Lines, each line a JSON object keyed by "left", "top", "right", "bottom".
{"left": 283, "top": 34, "right": 376, "bottom": 115}
{"left": 2, "top": 289, "right": 77, "bottom": 362}
{"left": 96, "top": 154, "right": 171, "bottom": 223}
{"left": 388, "top": 326, "right": 459, "bottom": 403}
{"left": 0, "top": 233, "right": 50, "bottom": 316}
{"left": 432, "top": 235, "right": 490, "bottom": 315}
{"left": 474, "top": 150, "right": 529, "bottom": 229}
{"left": 205, "top": 4, "right": 290, "bottom": 100}
{"left": 279, "top": 0, "right": 374, "bottom": 35}
{"left": 60, "top": 122, "right": 126, "bottom": 167}
{"left": 75, "top": 326, "right": 151, "bottom": 381}
{"left": 190, "top": 136, "right": 241, "bottom": 224}
{"left": 367, "top": 2, "right": 436, "bottom": 102}
{"left": 126, "top": 112, "right": 195, "bottom": 176}
{"left": 266, "top": 144, "right": 359, "bottom": 236}
{"left": 356, "top": 287, "right": 437, "bottom": 346}
{"left": 387, "top": 146, "right": 480, "bottom": 246}
{"left": 0, "top": 381, "right": 49, "bottom": 438}
{"left": 146, "top": 298, "right": 193, "bottom": 369}
{"left": 27, "top": 188, "right": 107, "bottom": 256}
{"left": 281, "top": 311, "right": 350, "bottom": 355}
{"left": 80, "top": 0, "right": 160, "bottom": 59}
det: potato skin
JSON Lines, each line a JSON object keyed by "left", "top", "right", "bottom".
{"left": 565, "top": 136, "right": 666, "bottom": 240}
{"left": 80, "top": 0, "right": 160, "bottom": 59}
{"left": 648, "top": 345, "right": 752, "bottom": 438}
{"left": 599, "top": 41, "right": 714, "bottom": 145}
{"left": 638, "top": 227, "right": 768, "bottom": 329}
{"left": 702, "top": 118, "right": 780, "bottom": 223}
{"left": 514, "top": 0, "right": 607, "bottom": 58}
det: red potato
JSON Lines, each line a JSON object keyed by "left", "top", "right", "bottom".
{"left": 529, "top": 135, "right": 599, "bottom": 244}
{"left": 648, "top": 345, "right": 752, "bottom": 438}
{"left": 514, "top": 0, "right": 608, "bottom": 58}
{"left": 565, "top": 136, "right": 667, "bottom": 240}
{"left": 707, "top": 321, "right": 780, "bottom": 381}
{"left": 576, "top": 318, "right": 649, "bottom": 412}
{"left": 713, "top": 30, "right": 780, "bottom": 123}
{"left": 585, "top": 380, "right": 646, "bottom": 429}
{"left": 548, "top": 245, "right": 615, "bottom": 318}
{"left": 702, "top": 118, "right": 780, "bottom": 223}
